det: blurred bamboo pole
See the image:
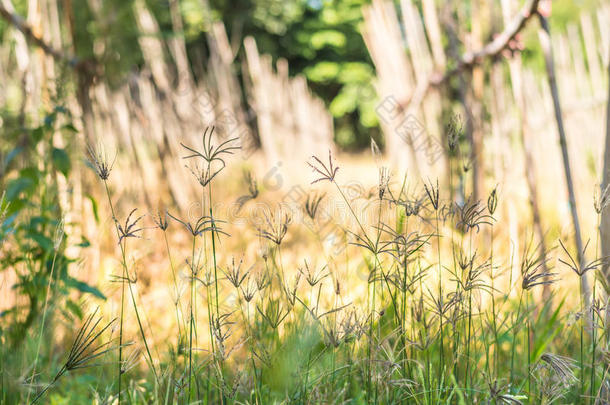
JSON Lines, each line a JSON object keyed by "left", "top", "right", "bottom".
{"left": 431, "top": 0, "right": 541, "bottom": 87}
{"left": 580, "top": 14, "right": 602, "bottom": 98}
{"left": 244, "top": 36, "right": 333, "bottom": 166}
{"left": 361, "top": 0, "right": 419, "bottom": 173}
{"left": 470, "top": 0, "right": 484, "bottom": 201}
{"left": 442, "top": 5, "right": 472, "bottom": 203}
{"left": 0, "top": 0, "right": 91, "bottom": 72}
{"left": 501, "top": 0, "right": 551, "bottom": 300}
{"left": 134, "top": 0, "right": 170, "bottom": 91}
{"left": 1, "top": 0, "right": 32, "bottom": 126}
{"left": 538, "top": 14, "right": 590, "bottom": 308}
{"left": 400, "top": 0, "right": 443, "bottom": 177}
{"left": 167, "top": 0, "right": 192, "bottom": 89}
{"left": 421, "top": 0, "right": 445, "bottom": 70}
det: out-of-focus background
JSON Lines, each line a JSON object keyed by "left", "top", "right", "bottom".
{"left": 1, "top": 0, "right": 609, "bottom": 399}
{"left": 0, "top": 1, "right": 606, "bottom": 273}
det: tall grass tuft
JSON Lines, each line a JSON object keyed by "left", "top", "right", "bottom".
{"left": 9, "top": 135, "right": 610, "bottom": 404}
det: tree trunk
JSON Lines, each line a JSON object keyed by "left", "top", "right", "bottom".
{"left": 538, "top": 14, "right": 590, "bottom": 307}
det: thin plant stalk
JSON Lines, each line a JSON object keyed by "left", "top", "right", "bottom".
{"left": 122, "top": 242, "right": 158, "bottom": 381}
{"left": 510, "top": 288, "right": 525, "bottom": 385}
{"left": 208, "top": 182, "right": 227, "bottom": 404}
{"left": 104, "top": 180, "right": 126, "bottom": 404}
{"left": 188, "top": 235, "right": 196, "bottom": 401}
{"left": 328, "top": 179, "right": 376, "bottom": 401}
{"left": 434, "top": 206, "right": 445, "bottom": 380}
{"left": 488, "top": 189, "right": 499, "bottom": 380}
{"left": 464, "top": 230, "right": 474, "bottom": 393}
{"left": 591, "top": 207, "right": 603, "bottom": 402}
{"left": 102, "top": 181, "right": 158, "bottom": 397}
{"left": 208, "top": 184, "right": 220, "bottom": 318}
{"left": 580, "top": 273, "right": 585, "bottom": 401}
{"left": 162, "top": 230, "right": 185, "bottom": 342}
{"left": 526, "top": 290, "right": 531, "bottom": 396}
{"left": 26, "top": 248, "right": 59, "bottom": 405}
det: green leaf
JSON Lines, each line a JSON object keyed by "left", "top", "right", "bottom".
{"left": 52, "top": 147, "right": 71, "bottom": 177}
{"left": 61, "top": 123, "right": 78, "bottom": 133}
{"left": 65, "top": 299, "right": 84, "bottom": 319}
{"left": 310, "top": 30, "right": 346, "bottom": 49}
{"left": 86, "top": 194, "right": 100, "bottom": 223}
{"left": 3, "top": 146, "right": 22, "bottom": 171}
{"left": 32, "top": 127, "right": 45, "bottom": 143}
{"left": 65, "top": 276, "right": 106, "bottom": 300}
{"left": 5, "top": 177, "right": 34, "bottom": 201}
{"left": 28, "top": 233, "right": 53, "bottom": 251}
{"left": 53, "top": 105, "right": 68, "bottom": 114}
{"left": 532, "top": 298, "right": 564, "bottom": 361}
{"left": 43, "top": 112, "right": 57, "bottom": 127}
{"left": 77, "top": 236, "right": 91, "bottom": 248}
{"left": 305, "top": 61, "right": 340, "bottom": 82}
{"left": 329, "top": 85, "right": 358, "bottom": 116}
{"left": 337, "top": 62, "right": 373, "bottom": 83}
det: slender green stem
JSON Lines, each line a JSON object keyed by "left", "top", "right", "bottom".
{"left": 435, "top": 209, "right": 444, "bottom": 381}
{"left": 208, "top": 184, "right": 220, "bottom": 318}
{"left": 589, "top": 277, "right": 597, "bottom": 398}
{"left": 188, "top": 235, "right": 195, "bottom": 401}
{"left": 368, "top": 258, "right": 376, "bottom": 404}
{"left": 104, "top": 183, "right": 158, "bottom": 385}
{"left": 333, "top": 182, "right": 369, "bottom": 243}
{"left": 464, "top": 230, "right": 473, "bottom": 394}
{"left": 124, "top": 273, "right": 158, "bottom": 380}
{"left": 510, "top": 289, "right": 525, "bottom": 385}
{"left": 26, "top": 249, "right": 58, "bottom": 405}
{"left": 401, "top": 215, "right": 410, "bottom": 377}
{"left": 162, "top": 231, "right": 185, "bottom": 340}
{"left": 490, "top": 223, "right": 498, "bottom": 378}
{"left": 31, "top": 367, "right": 66, "bottom": 405}
{"left": 465, "top": 286, "right": 472, "bottom": 392}
{"left": 527, "top": 291, "right": 531, "bottom": 396}
{"left": 592, "top": 213, "right": 601, "bottom": 403}
{"left": 208, "top": 182, "right": 226, "bottom": 404}
{"left": 580, "top": 276, "right": 585, "bottom": 402}
{"left": 103, "top": 180, "right": 125, "bottom": 404}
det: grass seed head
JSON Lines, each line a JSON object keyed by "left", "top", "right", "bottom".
{"left": 151, "top": 210, "right": 169, "bottom": 231}
{"left": 423, "top": 179, "right": 440, "bottom": 211}
{"left": 447, "top": 114, "right": 463, "bottom": 153}
{"left": 455, "top": 197, "right": 493, "bottom": 233}
{"left": 86, "top": 143, "right": 116, "bottom": 181}
{"left": 180, "top": 126, "right": 240, "bottom": 166}
{"left": 594, "top": 183, "right": 610, "bottom": 214}
{"left": 222, "top": 256, "right": 249, "bottom": 288}
{"left": 304, "top": 192, "right": 325, "bottom": 221}
{"left": 236, "top": 170, "right": 259, "bottom": 212}
{"left": 257, "top": 208, "right": 291, "bottom": 245}
{"left": 298, "top": 260, "right": 328, "bottom": 287}
{"left": 308, "top": 150, "right": 339, "bottom": 184}
{"left": 116, "top": 208, "right": 146, "bottom": 245}
{"left": 520, "top": 239, "right": 557, "bottom": 291}
{"left": 558, "top": 238, "right": 607, "bottom": 277}
{"left": 378, "top": 167, "right": 390, "bottom": 200}
{"left": 487, "top": 187, "right": 498, "bottom": 216}
{"left": 240, "top": 276, "right": 258, "bottom": 302}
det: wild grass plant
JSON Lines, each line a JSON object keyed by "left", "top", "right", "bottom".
{"left": 4, "top": 125, "right": 610, "bottom": 404}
